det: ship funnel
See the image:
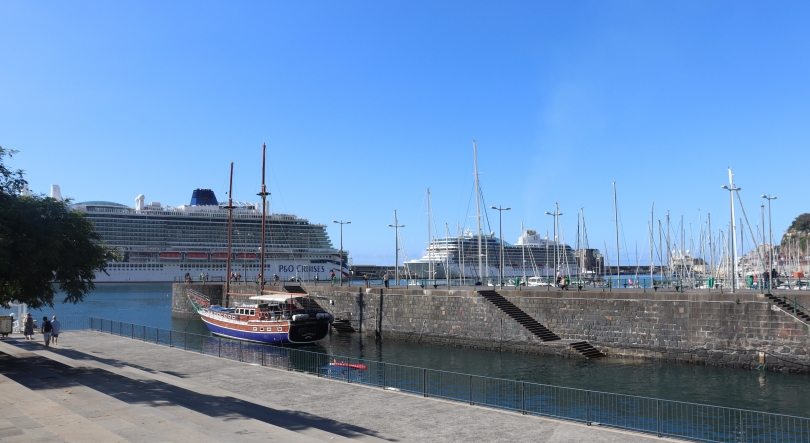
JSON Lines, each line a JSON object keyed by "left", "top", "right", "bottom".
{"left": 135, "top": 194, "right": 145, "bottom": 210}
{"left": 50, "top": 185, "right": 62, "bottom": 201}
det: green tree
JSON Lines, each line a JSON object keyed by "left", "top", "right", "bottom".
{"left": 0, "top": 148, "right": 112, "bottom": 309}
{"left": 789, "top": 213, "right": 810, "bottom": 233}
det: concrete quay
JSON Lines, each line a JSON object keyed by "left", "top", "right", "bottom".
{"left": 0, "top": 331, "right": 678, "bottom": 443}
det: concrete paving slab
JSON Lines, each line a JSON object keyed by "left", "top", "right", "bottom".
{"left": 2, "top": 331, "right": 685, "bottom": 443}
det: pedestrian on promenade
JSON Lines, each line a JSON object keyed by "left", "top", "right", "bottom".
{"left": 314, "top": 274, "right": 319, "bottom": 285}
{"left": 41, "top": 317, "right": 53, "bottom": 347}
{"left": 51, "top": 316, "right": 61, "bottom": 345}
{"left": 23, "top": 313, "right": 34, "bottom": 340}
{"left": 383, "top": 273, "right": 389, "bottom": 288}
{"left": 364, "top": 274, "right": 369, "bottom": 288}
{"left": 206, "top": 272, "right": 210, "bottom": 282}
{"left": 331, "top": 271, "right": 336, "bottom": 286}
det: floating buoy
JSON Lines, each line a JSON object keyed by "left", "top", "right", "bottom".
{"left": 332, "top": 359, "right": 367, "bottom": 370}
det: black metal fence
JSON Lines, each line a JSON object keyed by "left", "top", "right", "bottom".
{"left": 85, "top": 317, "right": 809, "bottom": 443}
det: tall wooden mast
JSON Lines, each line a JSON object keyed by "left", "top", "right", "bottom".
{"left": 258, "top": 143, "right": 270, "bottom": 292}
{"left": 224, "top": 162, "right": 235, "bottom": 307}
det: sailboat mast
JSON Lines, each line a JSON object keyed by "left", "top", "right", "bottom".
{"left": 613, "top": 182, "right": 620, "bottom": 287}
{"left": 427, "top": 188, "right": 431, "bottom": 281}
{"left": 473, "top": 141, "right": 482, "bottom": 283}
{"left": 446, "top": 223, "right": 450, "bottom": 286}
{"left": 648, "top": 221, "right": 653, "bottom": 287}
{"left": 521, "top": 221, "right": 526, "bottom": 284}
{"left": 225, "top": 162, "right": 235, "bottom": 307}
{"left": 259, "top": 143, "right": 269, "bottom": 292}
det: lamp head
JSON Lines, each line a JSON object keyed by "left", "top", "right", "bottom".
{"left": 505, "top": 207, "right": 511, "bottom": 211}
{"left": 545, "top": 212, "right": 552, "bottom": 215}
{"left": 332, "top": 220, "right": 339, "bottom": 224}
{"left": 721, "top": 185, "right": 729, "bottom": 190}
{"left": 490, "top": 206, "right": 497, "bottom": 210}
{"left": 346, "top": 221, "right": 351, "bottom": 224}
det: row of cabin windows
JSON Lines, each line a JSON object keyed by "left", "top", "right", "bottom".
{"left": 236, "top": 308, "right": 255, "bottom": 316}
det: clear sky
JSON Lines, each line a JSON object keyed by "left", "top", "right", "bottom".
{"left": 2, "top": 1, "right": 808, "bottom": 266}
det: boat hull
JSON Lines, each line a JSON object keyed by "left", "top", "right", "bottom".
{"left": 200, "top": 314, "right": 328, "bottom": 344}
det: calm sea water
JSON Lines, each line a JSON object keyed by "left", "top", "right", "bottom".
{"left": 18, "top": 283, "right": 810, "bottom": 417}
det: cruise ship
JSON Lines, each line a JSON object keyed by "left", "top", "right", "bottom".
{"left": 405, "top": 229, "right": 580, "bottom": 281}
{"left": 68, "top": 188, "right": 348, "bottom": 283}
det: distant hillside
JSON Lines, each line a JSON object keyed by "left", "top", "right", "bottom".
{"left": 782, "top": 213, "right": 810, "bottom": 252}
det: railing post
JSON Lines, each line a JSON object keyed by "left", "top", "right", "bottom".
{"left": 169, "top": 330, "right": 173, "bottom": 348}
{"left": 381, "top": 362, "right": 385, "bottom": 387}
{"left": 586, "top": 391, "right": 591, "bottom": 425}
{"left": 143, "top": 325, "right": 146, "bottom": 341}
{"left": 522, "top": 382, "right": 526, "bottom": 415}
{"left": 657, "top": 399, "right": 661, "bottom": 437}
{"left": 469, "top": 374, "right": 473, "bottom": 405}
{"left": 262, "top": 345, "right": 266, "bottom": 367}
{"left": 218, "top": 337, "right": 222, "bottom": 358}
{"left": 423, "top": 368, "right": 427, "bottom": 397}
{"left": 239, "top": 341, "right": 243, "bottom": 362}
{"left": 131, "top": 323, "right": 134, "bottom": 339}
{"left": 183, "top": 332, "right": 187, "bottom": 350}
{"left": 155, "top": 329, "right": 158, "bottom": 344}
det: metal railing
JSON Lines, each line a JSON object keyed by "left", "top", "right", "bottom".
{"left": 84, "top": 317, "right": 808, "bottom": 443}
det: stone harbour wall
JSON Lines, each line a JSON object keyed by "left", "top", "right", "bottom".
{"left": 171, "top": 283, "right": 810, "bottom": 372}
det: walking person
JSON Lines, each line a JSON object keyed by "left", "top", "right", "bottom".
{"left": 41, "top": 317, "right": 53, "bottom": 347}
{"left": 383, "top": 272, "right": 389, "bottom": 289}
{"left": 331, "top": 271, "right": 336, "bottom": 286}
{"left": 363, "top": 273, "right": 369, "bottom": 288}
{"left": 314, "top": 274, "right": 319, "bottom": 286}
{"left": 50, "top": 316, "right": 61, "bottom": 345}
{"left": 23, "top": 313, "right": 34, "bottom": 340}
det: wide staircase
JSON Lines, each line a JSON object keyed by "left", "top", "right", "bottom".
{"left": 477, "top": 290, "right": 605, "bottom": 359}
{"left": 765, "top": 293, "right": 810, "bottom": 323}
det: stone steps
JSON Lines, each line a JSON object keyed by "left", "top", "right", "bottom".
{"left": 765, "top": 294, "right": 810, "bottom": 322}
{"left": 331, "top": 319, "right": 356, "bottom": 334}
{"left": 478, "top": 290, "right": 606, "bottom": 359}
{"left": 478, "top": 290, "right": 561, "bottom": 342}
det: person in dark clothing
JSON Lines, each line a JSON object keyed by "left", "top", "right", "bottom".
{"left": 41, "top": 317, "right": 53, "bottom": 347}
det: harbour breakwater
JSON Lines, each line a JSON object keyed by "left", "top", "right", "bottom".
{"left": 171, "top": 283, "right": 810, "bottom": 372}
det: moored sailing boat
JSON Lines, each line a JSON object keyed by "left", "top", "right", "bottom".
{"left": 187, "top": 145, "right": 333, "bottom": 344}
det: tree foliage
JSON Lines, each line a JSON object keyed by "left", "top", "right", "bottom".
{"left": 789, "top": 213, "right": 810, "bottom": 233}
{"left": 0, "top": 147, "right": 111, "bottom": 309}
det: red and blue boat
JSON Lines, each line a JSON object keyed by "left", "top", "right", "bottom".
{"left": 187, "top": 289, "right": 332, "bottom": 344}
{"left": 186, "top": 145, "right": 333, "bottom": 345}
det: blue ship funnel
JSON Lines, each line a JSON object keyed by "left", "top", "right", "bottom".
{"left": 190, "top": 189, "right": 219, "bottom": 206}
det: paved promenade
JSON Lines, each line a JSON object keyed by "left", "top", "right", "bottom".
{"left": 0, "top": 331, "right": 679, "bottom": 442}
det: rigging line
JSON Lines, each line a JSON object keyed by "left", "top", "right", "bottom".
{"left": 733, "top": 190, "right": 766, "bottom": 272}
{"left": 616, "top": 199, "right": 632, "bottom": 269}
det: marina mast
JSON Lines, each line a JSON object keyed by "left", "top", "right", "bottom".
{"left": 224, "top": 162, "right": 235, "bottom": 307}
{"left": 473, "top": 141, "right": 482, "bottom": 284}
{"left": 258, "top": 143, "right": 270, "bottom": 292}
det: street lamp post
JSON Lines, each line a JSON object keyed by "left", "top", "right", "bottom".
{"left": 762, "top": 194, "right": 777, "bottom": 291}
{"left": 721, "top": 169, "right": 741, "bottom": 293}
{"left": 388, "top": 210, "right": 405, "bottom": 287}
{"left": 332, "top": 220, "right": 351, "bottom": 286}
{"left": 490, "top": 206, "right": 511, "bottom": 287}
{"left": 545, "top": 203, "right": 563, "bottom": 285}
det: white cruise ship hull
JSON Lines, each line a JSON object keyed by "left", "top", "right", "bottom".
{"left": 96, "top": 259, "right": 349, "bottom": 283}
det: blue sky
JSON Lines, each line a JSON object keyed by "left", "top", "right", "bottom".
{"left": 2, "top": 1, "right": 808, "bottom": 265}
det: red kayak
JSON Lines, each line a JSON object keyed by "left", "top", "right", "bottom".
{"left": 332, "top": 359, "right": 367, "bottom": 370}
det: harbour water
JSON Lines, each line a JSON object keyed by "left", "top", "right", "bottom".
{"left": 20, "top": 283, "right": 810, "bottom": 418}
